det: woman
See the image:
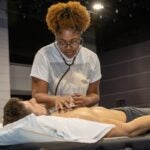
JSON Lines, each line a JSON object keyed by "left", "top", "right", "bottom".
{"left": 30, "top": 1, "right": 101, "bottom": 111}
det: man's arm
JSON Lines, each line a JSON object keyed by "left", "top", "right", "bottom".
{"left": 103, "top": 115, "right": 150, "bottom": 137}
{"left": 126, "top": 115, "right": 150, "bottom": 137}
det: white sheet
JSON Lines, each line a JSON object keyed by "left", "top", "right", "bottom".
{"left": 0, "top": 114, "right": 115, "bottom": 145}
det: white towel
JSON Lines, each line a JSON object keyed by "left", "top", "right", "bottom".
{"left": 0, "top": 114, "right": 115, "bottom": 145}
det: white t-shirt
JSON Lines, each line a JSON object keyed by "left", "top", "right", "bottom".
{"left": 30, "top": 42, "right": 101, "bottom": 96}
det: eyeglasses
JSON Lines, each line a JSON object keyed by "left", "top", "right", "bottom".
{"left": 56, "top": 38, "right": 83, "bottom": 49}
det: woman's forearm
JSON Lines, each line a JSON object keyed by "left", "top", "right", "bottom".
{"left": 86, "top": 93, "right": 100, "bottom": 106}
{"left": 33, "top": 93, "right": 56, "bottom": 107}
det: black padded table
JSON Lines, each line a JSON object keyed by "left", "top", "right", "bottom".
{"left": 0, "top": 134, "right": 150, "bottom": 150}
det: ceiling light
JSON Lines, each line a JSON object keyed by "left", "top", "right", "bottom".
{"left": 115, "top": 9, "right": 119, "bottom": 14}
{"left": 93, "top": 2, "right": 104, "bottom": 11}
{"left": 129, "top": 13, "right": 133, "bottom": 18}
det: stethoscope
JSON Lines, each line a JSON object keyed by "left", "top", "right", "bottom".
{"left": 54, "top": 42, "right": 82, "bottom": 95}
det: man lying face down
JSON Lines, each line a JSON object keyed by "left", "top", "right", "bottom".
{"left": 3, "top": 98, "right": 150, "bottom": 138}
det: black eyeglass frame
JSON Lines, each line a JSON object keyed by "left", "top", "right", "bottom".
{"left": 56, "top": 38, "right": 84, "bottom": 49}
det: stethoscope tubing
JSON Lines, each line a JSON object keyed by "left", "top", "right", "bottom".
{"left": 54, "top": 43, "right": 82, "bottom": 95}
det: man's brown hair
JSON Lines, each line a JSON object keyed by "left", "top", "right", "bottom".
{"left": 3, "top": 98, "right": 30, "bottom": 126}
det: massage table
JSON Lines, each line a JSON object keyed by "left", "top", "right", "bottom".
{"left": 0, "top": 115, "right": 150, "bottom": 150}
{"left": 0, "top": 134, "right": 150, "bottom": 150}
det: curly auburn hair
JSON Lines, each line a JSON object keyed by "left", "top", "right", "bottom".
{"left": 46, "top": 1, "right": 91, "bottom": 33}
{"left": 3, "top": 98, "right": 30, "bottom": 126}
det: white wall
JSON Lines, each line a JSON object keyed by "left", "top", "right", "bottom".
{"left": 0, "top": 0, "right": 10, "bottom": 122}
{"left": 10, "top": 64, "right": 31, "bottom": 95}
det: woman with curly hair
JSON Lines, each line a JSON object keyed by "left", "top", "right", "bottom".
{"left": 30, "top": 1, "right": 102, "bottom": 112}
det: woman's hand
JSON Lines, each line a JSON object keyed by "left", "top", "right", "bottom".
{"left": 72, "top": 93, "right": 88, "bottom": 107}
{"left": 55, "top": 96, "right": 75, "bottom": 112}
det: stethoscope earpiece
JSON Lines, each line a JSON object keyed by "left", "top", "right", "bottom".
{"left": 80, "top": 38, "right": 84, "bottom": 45}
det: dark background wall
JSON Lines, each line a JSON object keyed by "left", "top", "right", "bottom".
{"left": 98, "top": 40, "right": 150, "bottom": 108}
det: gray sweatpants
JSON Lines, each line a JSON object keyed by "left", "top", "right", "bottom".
{"left": 114, "top": 106, "right": 150, "bottom": 122}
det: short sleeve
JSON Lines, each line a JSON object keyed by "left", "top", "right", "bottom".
{"left": 30, "top": 50, "right": 50, "bottom": 82}
{"left": 89, "top": 55, "right": 102, "bottom": 83}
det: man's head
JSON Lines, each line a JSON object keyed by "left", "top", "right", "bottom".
{"left": 3, "top": 98, "right": 30, "bottom": 126}
{"left": 3, "top": 98, "right": 49, "bottom": 126}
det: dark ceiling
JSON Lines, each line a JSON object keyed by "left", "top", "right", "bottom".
{"left": 7, "top": 0, "right": 150, "bottom": 64}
